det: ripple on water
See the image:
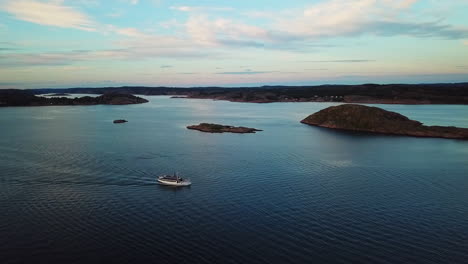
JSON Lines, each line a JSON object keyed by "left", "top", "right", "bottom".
{"left": 1, "top": 99, "right": 468, "bottom": 264}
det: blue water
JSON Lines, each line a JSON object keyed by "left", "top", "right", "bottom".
{"left": 1, "top": 97, "right": 467, "bottom": 264}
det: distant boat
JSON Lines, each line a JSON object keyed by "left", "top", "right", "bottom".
{"left": 158, "top": 173, "right": 191, "bottom": 187}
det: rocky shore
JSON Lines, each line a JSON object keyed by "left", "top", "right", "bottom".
{"left": 301, "top": 104, "right": 468, "bottom": 139}
{"left": 187, "top": 123, "right": 262, "bottom": 134}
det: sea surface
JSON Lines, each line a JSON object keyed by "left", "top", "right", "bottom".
{"left": 1, "top": 96, "right": 467, "bottom": 264}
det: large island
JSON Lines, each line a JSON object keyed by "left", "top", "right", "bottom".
{"left": 0, "top": 90, "right": 148, "bottom": 107}
{"left": 301, "top": 104, "right": 468, "bottom": 139}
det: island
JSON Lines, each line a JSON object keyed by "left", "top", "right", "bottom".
{"left": 187, "top": 123, "right": 262, "bottom": 133}
{"left": 92, "top": 93, "right": 148, "bottom": 105}
{"left": 113, "top": 119, "right": 128, "bottom": 124}
{"left": 0, "top": 90, "right": 148, "bottom": 107}
{"left": 300, "top": 104, "right": 468, "bottom": 139}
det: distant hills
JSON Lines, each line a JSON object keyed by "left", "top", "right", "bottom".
{"left": 2, "top": 82, "right": 468, "bottom": 105}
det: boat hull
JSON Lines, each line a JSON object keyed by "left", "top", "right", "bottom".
{"left": 157, "top": 179, "right": 191, "bottom": 187}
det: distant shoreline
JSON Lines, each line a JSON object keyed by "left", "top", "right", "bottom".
{"left": 173, "top": 96, "right": 455, "bottom": 105}
{"left": 27, "top": 82, "right": 468, "bottom": 105}
{"left": 2, "top": 82, "right": 468, "bottom": 105}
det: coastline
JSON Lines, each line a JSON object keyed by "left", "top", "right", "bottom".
{"left": 177, "top": 96, "right": 441, "bottom": 105}
{"left": 24, "top": 82, "right": 468, "bottom": 105}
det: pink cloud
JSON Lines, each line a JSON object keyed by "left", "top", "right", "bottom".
{"left": 170, "top": 6, "right": 234, "bottom": 12}
{"left": 2, "top": 0, "right": 95, "bottom": 31}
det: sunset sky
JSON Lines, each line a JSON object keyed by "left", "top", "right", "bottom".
{"left": 1, "top": 0, "right": 468, "bottom": 88}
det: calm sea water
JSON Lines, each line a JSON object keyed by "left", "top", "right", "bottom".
{"left": 1, "top": 96, "right": 467, "bottom": 264}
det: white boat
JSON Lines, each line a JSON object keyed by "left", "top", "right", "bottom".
{"left": 157, "top": 173, "right": 191, "bottom": 187}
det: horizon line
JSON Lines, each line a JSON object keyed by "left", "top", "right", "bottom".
{"left": 12, "top": 81, "right": 468, "bottom": 91}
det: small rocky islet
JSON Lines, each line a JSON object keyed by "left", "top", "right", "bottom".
{"left": 187, "top": 123, "right": 262, "bottom": 134}
{"left": 113, "top": 119, "right": 128, "bottom": 124}
{"left": 301, "top": 104, "right": 468, "bottom": 140}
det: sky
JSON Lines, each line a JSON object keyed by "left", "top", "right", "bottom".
{"left": 0, "top": 0, "right": 468, "bottom": 89}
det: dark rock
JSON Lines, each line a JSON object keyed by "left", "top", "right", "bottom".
{"left": 113, "top": 119, "right": 128, "bottom": 124}
{"left": 301, "top": 104, "right": 468, "bottom": 139}
{"left": 187, "top": 123, "right": 262, "bottom": 134}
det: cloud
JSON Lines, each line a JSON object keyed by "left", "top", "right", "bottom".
{"left": 170, "top": 6, "right": 234, "bottom": 12}
{"left": 166, "top": 0, "right": 468, "bottom": 51}
{"left": 2, "top": 0, "right": 95, "bottom": 31}
{"left": 0, "top": 82, "right": 25, "bottom": 86}
{"left": 0, "top": 38, "right": 214, "bottom": 67}
{"left": 0, "top": 42, "right": 17, "bottom": 46}
{"left": 0, "top": 1, "right": 239, "bottom": 58}
{"left": 366, "top": 20, "right": 468, "bottom": 39}
{"left": 1, "top": 1, "right": 148, "bottom": 38}
{"left": 0, "top": 23, "right": 219, "bottom": 66}
{"left": 272, "top": 0, "right": 468, "bottom": 40}
{"left": 3, "top": 0, "right": 466, "bottom": 59}
{"left": 111, "top": 27, "right": 148, "bottom": 37}
{"left": 217, "top": 69, "right": 275, "bottom": 75}
{"left": 192, "top": 0, "right": 468, "bottom": 48}
{"left": 0, "top": 42, "right": 22, "bottom": 51}
{"left": 0, "top": 51, "right": 88, "bottom": 66}
{"left": 2, "top": 0, "right": 467, "bottom": 72}
{"left": 303, "top": 60, "right": 375, "bottom": 63}
{"left": 0, "top": 48, "right": 19, "bottom": 51}
{"left": 186, "top": 15, "right": 269, "bottom": 46}
{"left": 59, "top": 66, "right": 91, "bottom": 71}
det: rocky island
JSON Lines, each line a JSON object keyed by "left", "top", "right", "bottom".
{"left": 0, "top": 90, "right": 148, "bottom": 107}
{"left": 301, "top": 104, "right": 468, "bottom": 139}
{"left": 91, "top": 93, "right": 148, "bottom": 105}
{"left": 113, "top": 119, "right": 128, "bottom": 124}
{"left": 187, "top": 123, "right": 262, "bottom": 133}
